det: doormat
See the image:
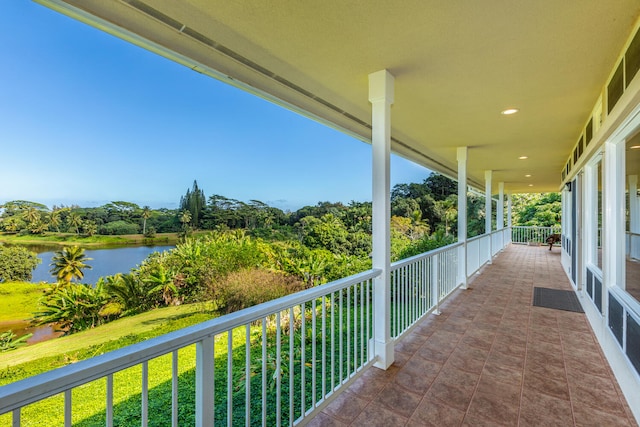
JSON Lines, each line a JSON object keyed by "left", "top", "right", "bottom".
{"left": 533, "top": 287, "right": 584, "bottom": 313}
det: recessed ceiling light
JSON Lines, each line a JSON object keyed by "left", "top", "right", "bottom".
{"left": 528, "top": 184, "right": 534, "bottom": 187}
{"left": 519, "top": 156, "right": 528, "bottom": 160}
{"left": 525, "top": 174, "right": 531, "bottom": 177}
{"left": 631, "top": 145, "right": 640, "bottom": 149}
{"left": 501, "top": 108, "right": 519, "bottom": 115}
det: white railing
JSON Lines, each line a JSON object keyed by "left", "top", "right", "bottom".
{"left": 0, "top": 270, "right": 379, "bottom": 427}
{"left": 0, "top": 228, "right": 516, "bottom": 426}
{"left": 512, "top": 226, "right": 561, "bottom": 245}
{"left": 390, "top": 242, "right": 461, "bottom": 339}
{"left": 390, "top": 228, "right": 511, "bottom": 340}
{"left": 627, "top": 232, "right": 640, "bottom": 260}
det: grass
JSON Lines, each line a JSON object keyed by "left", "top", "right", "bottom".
{"left": 0, "top": 282, "right": 44, "bottom": 322}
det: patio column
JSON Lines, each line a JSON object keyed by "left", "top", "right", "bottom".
{"left": 507, "top": 193, "right": 512, "bottom": 244}
{"left": 497, "top": 182, "right": 504, "bottom": 230}
{"left": 507, "top": 193, "right": 512, "bottom": 227}
{"left": 457, "top": 147, "right": 468, "bottom": 289}
{"left": 630, "top": 175, "right": 639, "bottom": 234}
{"left": 485, "top": 170, "right": 493, "bottom": 263}
{"left": 369, "top": 69, "right": 394, "bottom": 369}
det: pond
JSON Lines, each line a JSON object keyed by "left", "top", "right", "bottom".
{"left": 29, "top": 244, "right": 175, "bottom": 284}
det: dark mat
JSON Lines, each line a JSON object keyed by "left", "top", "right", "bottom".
{"left": 533, "top": 287, "right": 584, "bottom": 313}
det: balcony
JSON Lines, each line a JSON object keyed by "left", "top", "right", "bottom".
{"left": 1, "top": 230, "right": 636, "bottom": 426}
{"left": 313, "top": 244, "right": 637, "bottom": 426}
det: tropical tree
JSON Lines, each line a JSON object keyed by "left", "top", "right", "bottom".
{"left": 0, "top": 246, "right": 41, "bottom": 282}
{"left": 179, "top": 210, "right": 192, "bottom": 231}
{"left": 142, "top": 265, "right": 178, "bottom": 305}
{"left": 141, "top": 206, "right": 151, "bottom": 235}
{"left": 49, "top": 246, "right": 92, "bottom": 284}
{"left": 180, "top": 180, "right": 206, "bottom": 228}
{"left": 67, "top": 212, "right": 82, "bottom": 234}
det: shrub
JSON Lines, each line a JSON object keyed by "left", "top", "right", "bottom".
{"left": 215, "top": 268, "right": 305, "bottom": 314}
{"left": 0, "top": 246, "right": 41, "bottom": 282}
{"left": 0, "top": 330, "right": 32, "bottom": 352}
{"left": 98, "top": 220, "right": 139, "bottom": 235}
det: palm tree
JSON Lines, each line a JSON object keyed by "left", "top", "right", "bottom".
{"left": 67, "top": 212, "right": 82, "bottom": 235}
{"left": 49, "top": 210, "right": 61, "bottom": 232}
{"left": 49, "top": 246, "right": 92, "bottom": 285}
{"left": 141, "top": 206, "right": 151, "bottom": 235}
{"left": 179, "top": 210, "right": 192, "bottom": 231}
{"left": 143, "top": 265, "right": 178, "bottom": 306}
{"left": 22, "top": 207, "right": 40, "bottom": 225}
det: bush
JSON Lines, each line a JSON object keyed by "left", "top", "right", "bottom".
{"left": 0, "top": 246, "right": 41, "bottom": 282}
{"left": 98, "top": 220, "right": 140, "bottom": 235}
{"left": 143, "top": 226, "right": 156, "bottom": 238}
{"left": 0, "top": 330, "right": 32, "bottom": 352}
{"left": 215, "top": 268, "right": 305, "bottom": 314}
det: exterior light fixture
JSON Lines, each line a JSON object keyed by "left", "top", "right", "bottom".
{"left": 519, "top": 156, "right": 528, "bottom": 160}
{"left": 501, "top": 108, "right": 519, "bottom": 115}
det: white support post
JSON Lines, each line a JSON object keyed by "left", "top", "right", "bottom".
{"left": 603, "top": 141, "right": 626, "bottom": 293}
{"left": 485, "top": 170, "right": 493, "bottom": 263}
{"left": 196, "top": 336, "right": 215, "bottom": 427}
{"left": 457, "top": 147, "right": 468, "bottom": 289}
{"left": 507, "top": 193, "right": 512, "bottom": 244}
{"left": 630, "top": 175, "right": 639, "bottom": 234}
{"left": 497, "top": 182, "right": 504, "bottom": 230}
{"left": 369, "top": 69, "right": 394, "bottom": 369}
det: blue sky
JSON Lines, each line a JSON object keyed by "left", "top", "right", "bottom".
{"left": 0, "top": 2, "right": 431, "bottom": 212}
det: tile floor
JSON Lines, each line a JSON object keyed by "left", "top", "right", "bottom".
{"left": 308, "top": 244, "right": 638, "bottom": 426}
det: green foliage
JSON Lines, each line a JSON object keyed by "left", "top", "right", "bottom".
{"left": 34, "top": 282, "right": 115, "bottom": 334}
{"left": 98, "top": 220, "right": 140, "bottom": 235}
{"left": 512, "top": 193, "right": 561, "bottom": 227}
{"left": 49, "top": 245, "right": 92, "bottom": 284}
{"left": 180, "top": 180, "right": 206, "bottom": 228}
{"left": 0, "top": 330, "right": 32, "bottom": 352}
{"left": 397, "top": 231, "right": 456, "bottom": 259}
{"left": 0, "top": 246, "right": 41, "bottom": 282}
{"left": 216, "top": 268, "right": 305, "bottom": 314}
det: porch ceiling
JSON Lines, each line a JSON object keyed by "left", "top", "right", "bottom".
{"left": 44, "top": 0, "right": 640, "bottom": 193}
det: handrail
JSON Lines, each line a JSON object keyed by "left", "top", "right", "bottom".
{"left": 390, "top": 241, "right": 462, "bottom": 270}
{"left": 0, "top": 269, "right": 381, "bottom": 415}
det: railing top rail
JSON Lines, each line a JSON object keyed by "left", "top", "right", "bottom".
{"left": 627, "top": 231, "right": 640, "bottom": 237}
{"left": 390, "top": 241, "right": 462, "bottom": 270}
{"left": 0, "top": 268, "right": 381, "bottom": 414}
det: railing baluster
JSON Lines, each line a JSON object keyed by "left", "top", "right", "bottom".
{"left": 142, "top": 361, "right": 148, "bottom": 427}
{"left": 262, "top": 319, "right": 267, "bottom": 427}
{"left": 347, "top": 286, "right": 351, "bottom": 378}
{"left": 227, "top": 331, "right": 233, "bottom": 427}
{"left": 321, "top": 296, "right": 327, "bottom": 401}
{"left": 64, "top": 389, "right": 71, "bottom": 427}
{"left": 12, "top": 408, "right": 19, "bottom": 427}
{"left": 339, "top": 291, "right": 344, "bottom": 385}
{"left": 276, "top": 313, "right": 282, "bottom": 427}
{"left": 330, "top": 292, "right": 335, "bottom": 391}
{"left": 289, "top": 307, "right": 294, "bottom": 426}
{"left": 245, "top": 324, "right": 251, "bottom": 427}
{"left": 106, "top": 374, "right": 113, "bottom": 427}
{"left": 432, "top": 254, "right": 440, "bottom": 314}
{"left": 311, "top": 299, "right": 317, "bottom": 409}
{"left": 301, "top": 302, "right": 306, "bottom": 419}
{"left": 172, "top": 351, "right": 178, "bottom": 427}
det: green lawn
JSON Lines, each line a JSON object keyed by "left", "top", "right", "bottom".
{"left": 0, "top": 282, "right": 44, "bottom": 322}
